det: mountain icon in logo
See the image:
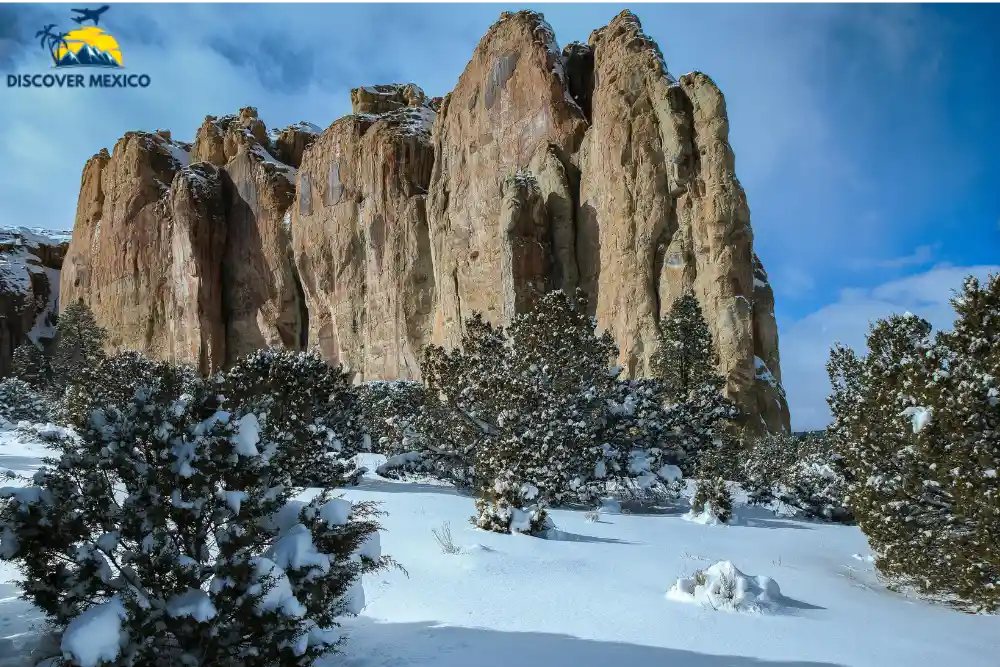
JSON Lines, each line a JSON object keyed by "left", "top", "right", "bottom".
{"left": 35, "top": 13, "right": 122, "bottom": 70}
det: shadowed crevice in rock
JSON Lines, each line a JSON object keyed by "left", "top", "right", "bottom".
{"left": 562, "top": 42, "right": 595, "bottom": 122}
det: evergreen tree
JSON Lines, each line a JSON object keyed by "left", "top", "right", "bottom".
{"left": 690, "top": 476, "right": 732, "bottom": 523}
{"left": 652, "top": 292, "right": 720, "bottom": 402}
{"left": 0, "top": 378, "right": 48, "bottom": 424}
{"left": 357, "top": 380, "right": 428, "bottom": 455}
{"left": 222, "top": 348, "right": 362, "bottom": 486}
{"left": 828, "top": 275, "right": 1000, "bottom": 610}
{"left": 409, "top": 290, "right": 621, "bottom": 531}
{"left": 51, "top": 300, "right": 106, "bottom": 390}
{"left": 0, "top": 350, "right": 393, "bottom": 665}
{"left": 650, "top": 293, "right": 738, "bottom": 475}
{"left": 10, "top": 342, "right": 51, "bottom": 389}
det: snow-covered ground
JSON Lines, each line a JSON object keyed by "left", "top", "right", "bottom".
{"left": 1, "top": 431, "right": 996, "bottom": 667}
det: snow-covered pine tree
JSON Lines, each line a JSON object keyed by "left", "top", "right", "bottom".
{"left": 828, "top": 313, "right": 941, "bottom": 595}
{"left": 0, "top": 377, "right": 48, "bottom": 424}
{"left": 896, "top": 274, "right": 1000, "bottom": 610}
{"left": 739, "top": 431, "right": 851, "bottom": 521}
{"left": 652, "top": 291, "right": 719, "bottom": 403}
{"left": 497, "top": 289, "right": 619, "bottom": 507}
{"left": 781, "top": 432, "right": 852, "bottom": 523}
{"left": 10, "top": 342, "right": 51, "bottom": 389}
{"left": 51, "top": 299, "right": 106, "bottom": 391}
{"left": 740, "top": 432, "right": 798, "bottom": 505}
{"left": 411, "top": 291, "right": 621, "bottom": 532}
{"left": 651, "top": 293, "right": 738, "bottom": 475}
{"left": 0, "top": 351, "right": 393, "bottom": 666}
{"left": 690, "top": 476, "right": 733, "bottom": 523}
{"left": 357, "top": 380, "right": 427, "bottom": 455}
{"left": 222, "top": 348, "right": 362, "bottom": 487}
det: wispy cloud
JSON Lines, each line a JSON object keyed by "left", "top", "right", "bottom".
{"left": 848, "top": 244, "right": 939, "bottom": 271}
{"left": 779, "top": 263, "right": 1000, "bottom": 431}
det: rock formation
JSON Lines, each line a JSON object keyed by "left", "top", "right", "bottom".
{"left": 0, "top": 227, "right": 70, "bottom": 377}
{"left": 60, "top": 111, "right": 319, "bottom": 375}
{"left": 60, "top": 9, "right": 789, "bottom": 432}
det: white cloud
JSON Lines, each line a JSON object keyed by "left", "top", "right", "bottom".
{"left": 779, "top": 264, "right": 1000, "bottom": 431}
{"left": 848, "top": 244, "right": 939, "bottom": 271}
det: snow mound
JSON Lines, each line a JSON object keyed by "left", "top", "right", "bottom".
{"left": 667, "top": 561, "right": 782, "bottom": 613}
{"left": 60, "top": 596, "right": 128, "bottom": 667}
{"left": 682, "top": 506, "right": 725, "bottom": 526}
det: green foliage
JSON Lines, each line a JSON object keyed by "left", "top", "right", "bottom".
{"left": 691, "top": 476, "right": 732, "bottom": 523}
{"left": 357, "top": 380, "right": 427, "bottom": 454}
{"left": 223, "top": 347, "right": 361, "bottom": 486}
{"left": 651, "top": 291, "right": 722, "bottom": 402}
{"left": 740, "top": 431, "right": 852, "bottom": 522}
{"left": 828, "top": 273, "right": 1000, "bottom": 611}
{"left": 414, "top": 290, "right": 620, "bottom": 511}
{"left": 0, "top": 349, "right": 392, "bottom": 665}
{"left": 10, "top": 343, "right": 51, "bottom": 389}
{"left": 51, "top": 300, "right": 106, "bottom": 391}
{"left": 0, "top": 378, "right": 49, "bottom": 424}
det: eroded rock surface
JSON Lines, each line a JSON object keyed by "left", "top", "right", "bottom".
{"left": 0, "top": 228, "right": 69, "bottom": 376}
{"left": 61, "top": 9, "right": 790, "bottom": 431}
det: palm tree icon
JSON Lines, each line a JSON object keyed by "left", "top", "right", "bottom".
{"left": 35, "top": 24, "right": 70, "bottom": 65}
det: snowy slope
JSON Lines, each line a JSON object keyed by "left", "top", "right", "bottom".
{"left": 0, "top": 440, "right": 996, "bottom": 667}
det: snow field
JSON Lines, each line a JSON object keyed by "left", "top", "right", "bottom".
{"left": 0, "top": 441, "right": 997, "bottom": 667}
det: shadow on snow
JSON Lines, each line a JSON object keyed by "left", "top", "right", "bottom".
{"left": 336, "top": 619, "right": 846, "bottom": 667}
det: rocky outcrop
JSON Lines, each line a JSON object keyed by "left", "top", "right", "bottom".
{"left": 0, "top": 228, "right": 70, "bottom": 377}
{"left": 61, "top": 9, "right": 790, "bottom": 432}
{"left": 428, "top": 10, "right": 587, "bottom": 349}
{"left": 61, "top": 108, "right": 308, "bottom": 374}
{"left": 294, "top": 103, "right": 436, "bottom": 380}
{"left": 581, "top": 12, "right": 788, "bottom": 431}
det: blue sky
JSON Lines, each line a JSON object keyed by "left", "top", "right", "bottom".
{"left": 1, "top": 3, "right": 997, "bottom": 429}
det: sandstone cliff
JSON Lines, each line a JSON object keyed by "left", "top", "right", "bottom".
{"left": 60, "top": 111, "right": 318, "bottom": 375}
{"left": 0, "top": 227, "right": 70, "bottom": 376}
{"left": 61, "top": 9, "right": 789, "bottom": 432}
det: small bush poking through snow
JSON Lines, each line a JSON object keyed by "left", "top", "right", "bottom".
{"left": 432, "top": 521, "right": 461, "bottom": 555}
{"left": 667, "top": 561, "right": 782, "bottom": 613}
{"left": 0, "top": 350, "right": 394, "bottom": 667}
{"left": 689, "top": 477, "right": 732, "bottom": 524}
{"left": 472, "top": 478, "right": 552, "bottom": 536}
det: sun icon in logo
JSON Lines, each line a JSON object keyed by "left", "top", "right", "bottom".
{"left": 34, "top": 6, "right": 123, "bottom": 69}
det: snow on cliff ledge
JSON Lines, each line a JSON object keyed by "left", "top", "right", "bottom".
{"left": 0, "top": 226, "right": 71, "bottom": 345}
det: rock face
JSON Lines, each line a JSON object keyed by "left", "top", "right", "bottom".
{"left": 294, "top": 101, "right": 436, "bottom": 380}
{"left": 0, "top": 228, "right": 70, "bottom": 377}
{"left": 61, "top": 110, "right": 318, "bottom": 375}
{"left": 61, "top": 9, "right": 789, "bottom": 432}
{"left": 573, "top": 11, "right": 789, "bottom": 431}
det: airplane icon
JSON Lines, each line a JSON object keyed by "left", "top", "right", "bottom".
{"left": 70, "top": 6, "right": 110, "bottom": 26}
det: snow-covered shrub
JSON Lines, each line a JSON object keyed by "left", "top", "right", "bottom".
{"left": 11, "top": 342, "right": 52, "bottom": 390}
{"left": 418, "top": 290, "right": 621, "bottom": 508}
{"left": 828, "top": 273, "right": 1000, "bottom": 611}
{"left": 472, "top": 477, "right": 552, "bottom": 536}
{"left": 781, "top": 435, "right": 852, "bottom": 523}
{"left": 0, "top": 377, "right": 49, "bottom": 424}
{"left": 357, "top": 380, "right": 426, "bottom": 454}
{"left": 690, "top": 477, "right": 732, "bottom": 524}
{"left": 738, "top": 431, "right": 851, "bottom": 522}
{"left": 667, "top": 561, "right": 782, "bottom": 612}
{"left": 740, "top": 432, "right": 797, "bottom": 504}
{"left": 0, "top": 352, "right": 393, "bottom": 666}
{"left": 222, "top": 347, "right": 363, "bottom": 486}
